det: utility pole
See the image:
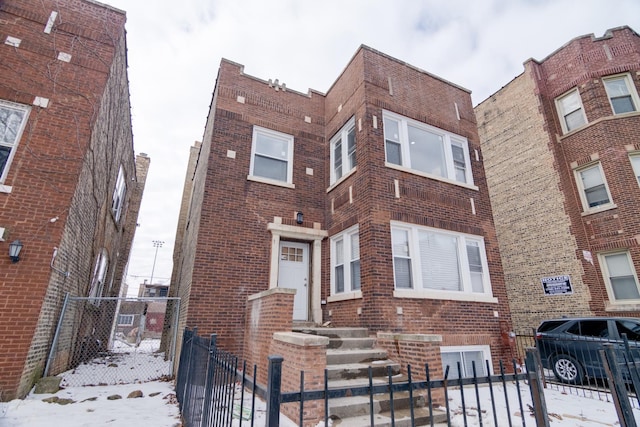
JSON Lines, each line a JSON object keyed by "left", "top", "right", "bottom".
{"left": 150, "top": 240, "right": 164, "bottom": 286}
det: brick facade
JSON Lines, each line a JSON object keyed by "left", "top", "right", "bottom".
{"left": 0, "top": 0, "right": 144, "bottom": 400}
{"left": 476, "top": 26, "right": 640, "bottom": 333}
{"left": 173, "top": 46, "right": 513, "bottom": 374}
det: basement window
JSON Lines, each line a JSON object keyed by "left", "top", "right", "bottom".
{"left": 441, "top": 345, "right": 491, "bottom": 379}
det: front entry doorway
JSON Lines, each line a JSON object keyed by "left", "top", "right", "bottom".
{"left": 277, "top": 241, "right": 309, "bottom": 320}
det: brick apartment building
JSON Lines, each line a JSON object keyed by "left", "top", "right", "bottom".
{"left": 171, "top": 46, "right": 514, "bottom": 376}
{"left": 0, "top": 0, "right": 146, "bottom": 400}
{"left": 476, "top": 26, "right": 640, "bottom": 333}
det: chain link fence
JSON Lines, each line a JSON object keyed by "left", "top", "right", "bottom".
{"left": 45, "top": 295, "right": 180, "bottom": 387}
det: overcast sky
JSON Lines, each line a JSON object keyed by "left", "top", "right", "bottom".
{"left": 99, "top": 0, "right": 640, "bottom": 294}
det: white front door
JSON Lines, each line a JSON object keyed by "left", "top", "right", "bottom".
{"left": 278, "top": 241, "right": 309, "bottom": 320}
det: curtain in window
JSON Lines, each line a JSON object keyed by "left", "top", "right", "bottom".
{"left": 419, "top": 231, "right": 460, "bottom": 291}
{"left": 350, "top": 233, "right": 360, "bottom": 290}
{"left": 392, "top": 229, "right": 412, "bottom": 288}
{"left": 605, "top": 253, "right": 640, "bottom": 300}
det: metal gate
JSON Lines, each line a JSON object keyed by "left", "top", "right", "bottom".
{"left": 44, "top": 294, "right": 180, "bottom": 387}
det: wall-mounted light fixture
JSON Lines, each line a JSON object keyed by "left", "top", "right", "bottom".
{"left": 9, "top": 240, "right": 23, "bottom": 263}
{"left": 296, "top": 211, "right": 304, "bottom": 224}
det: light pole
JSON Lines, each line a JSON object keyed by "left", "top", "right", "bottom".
{"left": 150, "top": 240, "right": 164, "bottom": 285}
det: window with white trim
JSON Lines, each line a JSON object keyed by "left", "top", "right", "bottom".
{"left": 441, "top": 345, "right": 491, "bottom": 379}
{"left": 604, "top": 74, "right": 639, "bottom": 115}
{"left": 331, "top": 226, "right": 360, "bottom": 294}
{"left": 631, "top": 154, "right": 640, "bottom": 186}
{"left": 555, "top": 89, "right": 587, "bottom": 133}
{"left": 118, "top": 314, "right": 134, "bottom": 326}
{"left": 574, "top": 163, "right": 613, "bottom": 212}
{"left": 391, "top": 222, "right": 492, "bottom": 297}
{"left": 89, "top": 249, "right": 108, "bottom": 305}
{"left": 383, "top": 111, "right": 473, "bottom": 186}
{"left": 249, "top": 126, "right": 294, "bottom": 185}
{"left": 330, "top": 117, "right": 356, "bottom": 184}
{"left": 0, "top": 100, "right": 30, "bottom": 183}
{"left": 599, "top": 251, "right": 640, "bottom": 302}
{"left": 111, "top": 165, "right": 126, "bottom": 222}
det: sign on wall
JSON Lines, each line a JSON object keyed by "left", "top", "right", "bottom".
{"left": 541, "top": 275, "right": 573, "bottom": 296}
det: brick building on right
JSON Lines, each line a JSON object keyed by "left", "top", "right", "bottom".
{"left": 476, "top": 26, "right": 640, "bottom": 332}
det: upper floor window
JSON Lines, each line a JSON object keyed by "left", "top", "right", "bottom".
{"left": 599, "top": 251, "right": 640, "bottom": 302}
{"left": 331, "top": 225, "right": 360, "bottom": 295}
{"left": 604, "top": 74, "right": 639, "bottom": 115}
{"left": 0, "top": 100, "right": 30, "bottom": 182}
{"left": 391, "top": 222, "right": 492, "bottom": 298}
{"left": 556, "top": 89, "right": 587, "bottom": 133}
{"left": 111, "top": 165, "right": 126, "bottom": 222}
{"left": 574, "top": 163, "right": 614, "bottom": 212}
{"left": 383, "top": 111, "right": 474, "bottom": 187}
{"left": 330, "top": 117, "right": 356, "bottom": 184}
{"left": 630, "top": 154, "right": 640, "bottom": 186}
{"left": 249, "top": 126, "right": 294, "bottom": 185}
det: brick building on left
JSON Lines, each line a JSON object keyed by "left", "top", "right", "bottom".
{"left": 0, "top": 0, "right": 147, "bottom": 400}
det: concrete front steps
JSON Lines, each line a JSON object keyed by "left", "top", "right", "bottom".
{"left": 293, "top": 326, "right": 446, "bottom": 426}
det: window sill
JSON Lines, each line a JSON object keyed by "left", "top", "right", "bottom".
{"left": 0, "top": 184, "right": 12, "bottom": 193}
{"left": 393, "top": 289, "right": 498, "bottom": 303}
{"left": 247, "top": 175, "right": 295, "bottom": 189}
{"left": 385, "top": 163, "right": 478, "bottom": 191}
{"left": 327, "top": 291, "right": 362, "bottom": 302}
{"left": 581, "top": 203, "right": 617, "bottom": 216}
{"left": 327, "top": 167, "right": 357, "bottom": 193}
{"left": 605, "top": 302, "right": 640, "bottom": 312}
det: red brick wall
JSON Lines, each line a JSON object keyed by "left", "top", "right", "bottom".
{"left": 182, "top": 46, "right": 513, "bottom": 366}
{"left": 534, "top": 27, "right": 640, "bottom": 316}
{"left": 243, "top": 288, "right": 296, "bottom": 385}
{"left": 0, "top": 0, "right": 135, "bottom": 400}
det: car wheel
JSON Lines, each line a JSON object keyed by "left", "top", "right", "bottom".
{"left": 552, "top": 354, "right": 584, "bottom": 384}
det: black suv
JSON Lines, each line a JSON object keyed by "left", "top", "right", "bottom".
{"left": 535, "top": 317, "right": 640, "bottom": 384}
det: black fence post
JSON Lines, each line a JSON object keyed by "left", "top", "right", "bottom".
{"left": 525, "top": 347, "right": 549, "bottom": 427}
{"left": 200, "top": 334, "right": 217, "bottom": 427}
{"left": 601, "top": 344, "right": 637, "bottom": 427}
{"left": 266, "top": 355, "right": 284, "bottom": 427}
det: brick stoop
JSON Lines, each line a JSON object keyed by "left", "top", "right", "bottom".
{"left": 292, "top": 326, "right": 446, "bottom": 426}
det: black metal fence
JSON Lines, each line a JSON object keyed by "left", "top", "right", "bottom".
{"left": 176, "top": 327, "right": 640, "bottom": 426}
{"left": 176, "top": 327, "right": 550, "bottom": 427}
{"left": 516, "top": 329, "right": 640, "bottom": 410}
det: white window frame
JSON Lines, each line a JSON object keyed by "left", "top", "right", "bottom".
{"left": 248, "top": 126, "right": 294, "bottom": 187}
{"left": 598, "top": 251, "right": 640, "bottom": 304}
{"left": 603, "top": 73, "right": 640, "bottom": 115}
{"left": 555, "top": 88, "right": 587, "bottom": 134}
{"left": 330, "top": 225, "right": 361, "bottom": 296}
{"left": 440, "top": 345, "right": 492, "bottom": 379}
{"left": 391, "top": 221, "right": 496, "bottom": 302}
{"left": 382, "top": 110, "right": 475, "bottom": 188}
{"left": 118, "top": 314, "right": 134, "bottom": 326}
{"left": 89, "top": 249, "right": 108, "bottom": 306}
{"left": 574, "top": 162, "right": 615, "bottom": 213}
{"left": 630, "top": 154, "right": 640, "bottom": 186}
{"left": 111, "top": 165, "right": 126, "bottom": 222}
{"left": 330, "top": 117, "right": 357, "bottom": 185}
{"left": 0, "top": 100, "right": 30, "bottom": 183}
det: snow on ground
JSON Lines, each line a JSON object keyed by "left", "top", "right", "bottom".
{"left": 1, "top": 340, "right": 639, "bottom": 427}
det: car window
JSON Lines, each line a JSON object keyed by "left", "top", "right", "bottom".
{"left": 577, "top": 320, "right": 609, "bottom": 338}
{"left": 616, "top": 320, "right": 640, "bottom": 341}
{"left": 537, "top": 320, "right": 567, "bottom": 332}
